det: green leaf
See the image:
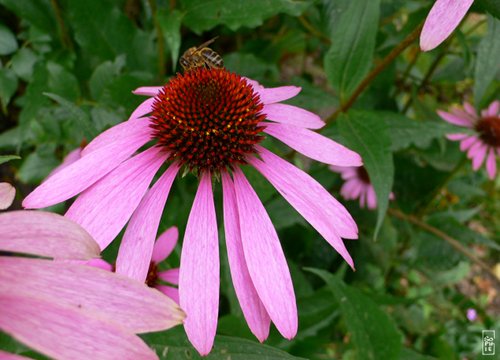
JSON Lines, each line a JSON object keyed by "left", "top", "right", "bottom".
{"left": 338, "top": 111, "right": 394, "bottom": 237}
{"left": 143, "top": 327, "right": 305, "bottom": 360}
{"left": 324, "top": 0, "right": 380, "bottom": 102}
{"left": 18, "top": 150, "right": 59, "bottom": 184}
{"left": 89, "top": 56, "right": 126, "bottom": 101}
{"left": 477, "top": 0, "right": 500, "bottom": 19}
{"left": 11, "top": 48, "right": 38, "bottom": 81}
{"left": 306, "top": 268, "right": 403, "bottom": 360}
{"left": 474, "top": 15, "right": 500, "bottom": 105}
{"left": 0, "top": 68, "right": 18, "bottom": 112}
{"left": 0, "top": 0, "right": 56, "bottom": 35}
{"left": 180, "top": 0, "right": 309, "bottom": 34}
{"left": 157, "top": 9, "right": 183, "bottom": 72}
{"left": 380, "top": 112, "right": 457, "bottom": 151}
{"left": 47, "top": 62, "right": 81, "bottom": 102}
{"left": 0, "top": 24, "right": 18, "bottom": 55}
{"left": 0, "top": 155, "right": 20, "bottom": 165}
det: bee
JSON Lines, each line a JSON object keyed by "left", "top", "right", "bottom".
{"left": 179, "top": 37, "right": 224, "bottom": 72}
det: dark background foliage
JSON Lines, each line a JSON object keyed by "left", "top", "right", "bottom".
{"left": 0, "top": 0, "right": 499, "bottom": 359}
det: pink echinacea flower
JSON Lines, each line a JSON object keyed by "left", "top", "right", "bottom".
{"left": 420, "top": 0, "right": 475, "bottom": 51}
{"left": 0, "top": 210, "right": 184, "bottom": 360}
{"left": 23, "top": 67, "right": 362, "bottom": 355}
{"left": 439, "top": 100, "right": 499, "bottom": 179}
{"left": 330, "top": 165, "right": 394, "bottom": 210}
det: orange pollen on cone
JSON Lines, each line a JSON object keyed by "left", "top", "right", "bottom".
{"left": 476, "top": 116, "right": 500, "bottom": 148}
{"left": 150, "top": 68, "right": 266, "bottom": 173}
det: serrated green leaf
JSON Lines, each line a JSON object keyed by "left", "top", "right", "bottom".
{"left": 18, "top": 151, "right": 59, "bottom": 184}
{"left": 474, "top": 16, "right": 500, "bottom": 106}
{"left": 47, "top": 62, "right": 80, "bottom": 102}
{"left": 324, "top": 0, "right": 380, "bottom": 102}
{"left": 338, "top": 111, "right": 394, "bottom": 237}
{"left": 157, "top": 9, "right": 183, "bottom": 72}
{"left": 379, "top": 112, "right": 457, "bottom": 151}
{"left": 89, "top": 56, "right": 126, "bottom": 100}
{"left": 0, "top": 24, "right": 18, "bottom": 55}
{"left": 0, "top": 68, "right": 18, "bottom": 112}
{"left": 306, "top": 268, "right": 403, "bottom": 360}
{"left": 0, "top": 155, "right": 20, "bottom": 165}
{"left": 11, "top": 48, "right": 38, "bottom": 81}
{"left": 143, "top": 327, "right": 305, "bottom": 360}
{"left": 180, "top": 0, "right": 309, "bottom": 34}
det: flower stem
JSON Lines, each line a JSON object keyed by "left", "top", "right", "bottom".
{"left": 388, "top": 208, "right": 500, "bottom": 289}
{"left": 326, "top": 22, "right": 423, "bottom": 123}
{"left": 50, "top": 0, "right": 73, "bottom": 50}
{"left": 149, "top": 0, "right": 166, "bottom": 79}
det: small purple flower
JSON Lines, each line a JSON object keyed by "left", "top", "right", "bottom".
{"left": 466, "top": 308, "right": 477, "bottom": 321}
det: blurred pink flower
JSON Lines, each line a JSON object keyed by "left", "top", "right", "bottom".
{"left": 439, "top": 100, "right": 499, "bottom": 179}
{"left": 420, "top": 0, "right": 474, "bottom": 51}
{"left": 0, "top": 210, "right": 184, "bottom": 360}
{"left": 466, "top": 308, "right": 477, "bottom": 321}
{"left": 330, "top": 165, "right": 394, "bottom": 210}
{"left": 0, "top": 182, "right": 15, "bottom": 210}
{"left": 23, "top": 68, "right": 362, "bottom": 354}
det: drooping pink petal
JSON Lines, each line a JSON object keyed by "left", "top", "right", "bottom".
{"left": 0, "top": 293, "right": 159, "bottom": 360}
{"left": 437, "top": 110, "right": 473, "bottom": 128}
{"left": 359, "top": 190, "right": 367, "bottom": 208}
{"left": 179, "top": 173, "right": 219, "bottom": 356}
{"left": 420, "top": 0, "right": 474, "bottom": 51}
{"left": 460, "top": 136, "right": 478, "bottom": 151}
{"left": 23, "top": 119, "right": 153, "bottom": 209}
{"left": 158, "top": 269, "right": 180, "bottom": 285}
{"left": 486, "top": 148, "right": 497, "bottom": 179}
{"left": 152, "top": 227, "right": 179, "bottom": 263}
{"left": 467, "top": 140, "right": 483, "bottom": 159}
{"left": 232, "top": 168, "right": 297, "bottom": 339}
{"left": 82, "top": 117, "right": 152, "bottom": 156}
{"left": 116, "top": 163, "right": 180, "bottom": 281}
{"left": 156, "top": 285, "right": 179, "bottom": 304}
{"left": 486, "top": 100, "right": 500, "bottom": 117}
{"left": 341, "top": 179, "right": 364, "bottom": 200}
{"left": 250, "top": 147, "right": 356, "bottom": 265}
{"left": 471, "top": 144, "right": 488, "bottom": 170}
{"left": 263, "top": 103, "right": 325, "bottom": 129}
{"left": 446, "top": 133, "right": 468, "bottom": 141}
{"left": 463, "top": 102, "right": 477, "bottom": 117}
{"left": 366, "top": 185, "right": 377, "bottom": 210}
{"left": 129, "top": 97, "right": 155, "bottom": 120}
{"left": 264, "top": 122, "right": 362, "bottom": 167}
{"left": 0, "top": 182, "right": 15, "bottom": 210}
{"left": 257, "top": 86, "right": 301, "bottom": 104}
{"left": 0, "top": 211, "right": 99, "bottom": 260}
{"left": 47, "top": 148, "right": 82, "bottom": 178}
{"left": 0, "top": 350, "right": 32, "bottom": 360}
{"left": 66, "top": 147, "right": 167, "bottom": 250}
{"left": 221, "top": 172, "right": 271, "bottom": 342}
{"left": 133, "top": 86, "right": 163, "bottom": 96}
{"left": 0, "top": 257, "right": 184, "bottom": 333}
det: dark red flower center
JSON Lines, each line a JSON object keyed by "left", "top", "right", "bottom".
{"left": 150, "top": 68, "right": 266, "bottom": 174}
{"left": 475, "top": 116, "right": 500, "bottom": 148}
{"left": 356, "top": 166, "right": 370, "bottom": 184}
{"left": 145, "top": 261, "right": 159, "bottom": 288}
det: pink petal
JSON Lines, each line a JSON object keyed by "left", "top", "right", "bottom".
{"left": 232, "top": 168, "right": 297, "bottom": 339}
{"left": 66, "top": 147, "right": 167, "bottom": 250}
{"left": 0, "top": 350, "right": 32, "bottom": 360}
{"left": 263, "top": 103, "right": 325, "bottom": 129}
{"left": 82, "top": 117, "right": 152, "bottom": 156}
{"left": 179, "top": 172, "right": 219, "bottom": 356}
{"left": 221, "top": 172, "right": 271, "bottom": 342}
{"left": 460, "top": 136, "right": 478, "bottom": 151}
{"left": 47, "top": 148, "right": 82, "bottom": 178}
{"left": 115, "top": 163, "right": 180, "bottom": 281}
{"left": 156, "top": 285, "right": 179, "bottom": 304}
{"left": 420, "top": 0, "right": 474, "bottom": 51}
{"left": 486, "top": 100, "right": 500, "bottom": 117}
{"left": 467, "top": 141, "right": 483, "bottom": 159}
{"left": 252, "top": 146, "right": 358, "bottom": 242}
{"left": 471, "top": 144, "right": 488, "bottom": 170}
{"left": 133, "top": 86, "right": 163, "bottom": 96}
{"left": 86, "top": 258, "right": 113, "bottom": 271}
{"left": 437, "top": 110, "right": 473, "bottom": 128}
{"left": 158, "top": 268, "right": 179, "bottom": 285}
{"left": 152, "top": 226, "right": 179, "bottom": 263}
{"left": 0, "top": 293, "right": 159, "bottom": 360}
{"left": 129, "top": 97, "right": 155, "bottom": 120}
{"left": 23, "top": 119, "right": 153, "bottom": 209}
{"left": 366, "top": 185, "right": 377, "bottom": 210}
{"left": 0, "top": 257, "right": 184, "bottom": 333}
{"left": 341, "top": 179, "right": 364, "bottom": 200}
{"left": 0, "top": 211, "right": 99, "bottom": 260}
{"left": 257, "top": 86, "right": 301, "bottom": 104}
{"left": 446, "top": 133, "right": 468, "bottom": 141}
{"left": 463, "top": 102, "right": 477, "bottom": 117}
{"left": 0, "top": 182, "right": 15, "bottom": 210}
{"left": 359, "top": 190, "right": 367, "bottom": 208}
{"left": 264, "top": 122, "right": 362, "bottom": 167}
{"left": 486, "top": 148, "right": 497, "bottom": 179}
